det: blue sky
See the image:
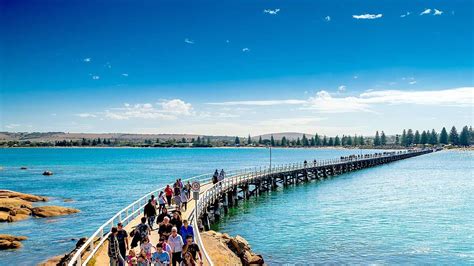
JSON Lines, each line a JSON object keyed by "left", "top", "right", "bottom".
{"left": 1, "top": 0, "right": 473, "bottom": 136}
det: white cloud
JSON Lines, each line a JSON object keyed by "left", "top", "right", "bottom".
{"left": 400, "top": 12, "right": 411, "bottom": 18}
{"left": 76, "top": 113, "right": 97, "bottom": 118}
{"left": 83, "top": 58, "right": 91, "bottom": 62}
{"left": 353, "top": 75, "right": 359, "bottom": 79}
{"left": 92, "top": 75, "right": 100, "bottom": 80}
{"left": 242, "top": 48, "right": 250, "bottom": 52}
{"left": 325, "top": 16, "right": 331, "bottom": 22}
{"left": 409, "top": 80, "right": 417, "bottom": 85}
{"left": 207, "top": 99, "right": 306, "bottom": 106}
{"left": 122, "top": 73, "right": 129, "bottom": 77}
{"left": 420, "top": 9, "right": 431, "bottom": 15}
{"left": 352, "top": 14, "right": 382, "bottom": 20}
{"left": 338, "top": 85, "right": 346, "bottom": 93}
{"left": 306, "top": 90, "right": 372, "bottom": 113}
{"left": 208, "top": 87, "right": 474, "bottom": 114}
{"left": 5, "top": 124, "right": 21, "bottom": 129}
{"left": 184, "top": 38, "right": 194, "bottom": 44}
{"left": 160, "top": 99, "right": 194, "bottom": 115}
{"left": 104, "top": 100, "right": 194, "bottom": 120}
{"left": 263, "top": 9, "right": 280, "bottom": 15}
{"left": 433, "top": 9, "right": 443, "bottom": 16}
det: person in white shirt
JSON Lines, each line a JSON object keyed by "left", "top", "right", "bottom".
{"left": 167, "top": 227, "right": 184, "bottom": 266}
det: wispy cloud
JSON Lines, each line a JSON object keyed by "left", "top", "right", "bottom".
{"left": 420, "top": 9, "right": 431, "bottom": 15}
{"left": 338, "top": 85, "right": 346, "bottom": 93}
{"left": 433, "top": 9, "right": 443, "bottom": 16}
{"left": 92, "top": 75, "right": 100, "bottom": 80}
{"left": 400, "top": 12, "right": 411, "bottom": 18}
{"left": 207, "top": 99, "right": 306, "bottom": 106}
{"left": 5, "top": 124, "right": 21, "bottom": 129}
{"left": 104, "top": 99, "right": 194, "bottom": 120}
{"left": 352, "top": 14, "right": 382, "bottom": 20}
{"left": 184, "top": 38, "right": 194, "bottom": 44}
{"left": 83, "top": 58, "right": 91, "bottom": 62}
{"left": 122, "top": 73, "right": 129, "bottom": 77}
{"left": 263, "top": 9, "right": 280, "bottom": 15}
{"left": 76, "top": 113, "right": 97, "bottom": 118}
{"left": 242, "top": 48, "right": 250, "bottom": 52}
{"left": 409, "top": 80, "right": 417, "bottom": 85}
{"left": 207, "top": 87, "right": 473, "bottom": 114}
{"left": 325, "top": 16, "right": 331, "bottom": 22}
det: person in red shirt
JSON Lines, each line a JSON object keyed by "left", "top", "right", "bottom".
{"left": 165, "top": 185, "right": 173, "bottom": 207}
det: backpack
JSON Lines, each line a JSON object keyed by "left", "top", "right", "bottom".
{"left": 137, "top": 223, "right": 148, "bottom": 240}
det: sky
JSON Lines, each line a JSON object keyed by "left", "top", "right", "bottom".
{"left": 1, "top": 0, "right": 473, "bottom": 136}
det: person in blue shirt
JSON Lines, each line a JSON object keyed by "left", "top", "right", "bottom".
{"left": 152, "top": 243, "right": 170, "bottom": 266}
{"left": 180, "top": 219, "right": 194, "bottom": 241}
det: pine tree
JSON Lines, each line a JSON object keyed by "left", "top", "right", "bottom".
{"left": 328, "top": 137, "right": 334, "bottom": 146}
{"left": 449, "top": 126, "right": 459, "bottom": 145}
{"left": 420, "top": 130, "right": 428, "bottom": 144}
{"left": 235, "top": 136, "right": 241, "bottom": 145}
{"left": 459, "top": 126, "right": 470, "bottom": 146}
{"left": 429, "top": 129, "right": 438, "bottom": 145}
{"left": 296, "top": 137, "right": 301, "bottom": 146}
{"left": 310, "top": 137, "right": 315, "bottom": 146}
{"left": 281, "top": 136, "right": 287, "bottom": 146}
{"left": 270, "top": 135, "right": 275, "bottom": 146}
{"left": 439, "top": 127, "right": 449, "bottom": 144}
{"left": 381, "top": 131, "right": 387, "bottom": 146}
{"left": 469, "top": 126, "right": 474, "bottom": 145}
{"left": 359, "top": 136, "right": 365, "bottom": 145}
{"left": 394, "top": 135, "right": 400, "bottom": 145}
{"left": 374, "top": 131, "right": 381, "bottom": 146}
{"left": 197, "top": 136, "right": 202, "bottom": 144}
{"left": 401, "top": 130, "right": 407, "bottom": 146}
{"left": 334, "top": 136, "right": 341, "bottom": 146}
{"left": 258, "top": 136, "right": 263, "bottom": 145}
{"left": 315, "top": 134, "right": 321, "bottom": 146}
{"left": 247, "top": 134, "right": 252, "bottom": 145}
{"left": 406, "top": 129, "right": 414, "bottom": 146}
{"left": 81, "top": 138, "right": 87, "bottom": 146}
{"left": 97, "top": 138, "right": 102, "bottom": 144}
{"left": 347, "top": 135, "right": 353, "bottom": 146}
{"left": 322, "top": 136, "right": 328, "bottom": 146}
{"left": 414, "top": 130, "right": 420, "bottom": 144}
{"left": 206, "top": 137, "right": 211, "bottom": 145}
{"left": 302, "top": 134, "right": 309, "bottom": 146}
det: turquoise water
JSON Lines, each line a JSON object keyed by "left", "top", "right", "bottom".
{"left": 213, "top": 150, "right": 474, "bottom": 264}
{"left": 0, "top": 147, "right": 379, "bottom": 265}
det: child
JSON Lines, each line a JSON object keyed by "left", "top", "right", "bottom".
{"left": 126, "top": 249, "right": 137, "bottom": 266}
{"left": 140, "top": 236, "right": 154, "bottom": 261}
{"left": 151, "top": 243, "right": 170, "bottom": 265}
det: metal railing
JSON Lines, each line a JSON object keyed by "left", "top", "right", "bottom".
{"left": 68, "top": 149, "right": 428, "bottom": 265}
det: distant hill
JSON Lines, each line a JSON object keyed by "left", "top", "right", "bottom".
{"left": 0, "top": 132, "right": 233, "bottom": 142}
{"left": 255, "top": 132, "right": 312, "bottom": 141}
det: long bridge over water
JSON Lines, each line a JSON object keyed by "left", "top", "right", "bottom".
{"left": 68, "top": 148, "right": 438, "bottom": 266}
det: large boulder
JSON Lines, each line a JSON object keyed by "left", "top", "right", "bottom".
{"left": 31, "top": 206, "right": 80, "bottom": 217}
{"left": 0, "top": 190, "right": 48, "bottom": 202}
{"left": 0, "top": 234, "right": 27, "bottom": 250}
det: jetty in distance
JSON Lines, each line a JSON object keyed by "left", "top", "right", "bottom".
{"left": 68, "top": 148, "right": 439, "bottom": 265}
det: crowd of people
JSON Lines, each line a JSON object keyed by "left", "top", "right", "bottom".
{"left": 107, "top": 178, "right": 202, "bottom": 266}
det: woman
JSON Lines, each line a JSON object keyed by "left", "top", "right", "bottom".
{"left": 158, "top": 191, "right": 167, "bottom": 214}
{"left": 140, "top": 236, "right": 154, "bottom": 261}
{"left": 170, "top": 212, "right": 182, "bottom": 234}
{"left": 164, "top": 185, "right": 173, "bottom": 207}
{"left": 173, "top": 186, "right": 181, "bottom": 209}
{"left": 180, "top": 252, "right": 196, "bottom": 266}
{"left": 180, "top": 190, "right": 188, "bottom": 211}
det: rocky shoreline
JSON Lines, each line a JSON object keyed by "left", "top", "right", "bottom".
{"left": 0, "top": 190, "right": 80, "bottom": 250}
{"left": 201, "top": 230, "right": 265, "bottom": 265}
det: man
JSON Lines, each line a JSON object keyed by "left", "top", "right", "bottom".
{"left": 135, "top": 217, "right": 151, "bottom": 246}
{"left": 165, "top": 185, "right": 173, "bottom": 207}
{"left": 180, "top": 220, "right": 194, "bottom": 242}
{"left": 182, "top": 235, "right": 203, "bottom": 264}
{"left": 108, "top": 227, "right": 124, "bottom": 266}
{"left": 158, "top": 216, "right": 173, "bottom": 240}
{"left": 167, "top": 227, "right": 184, "bottom": 266}
{"left": 152, "top": 242, "right": 170, "bottom": 266}
{"left": 116, "top": 223, "right": 129, "bottom": 266}
{"left": 144, "top": 199, "right": 157, "bottom": 229}
{"left": 157, "top": 207, "right": 171, "bottom": 224}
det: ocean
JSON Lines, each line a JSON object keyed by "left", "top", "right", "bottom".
{"left": 0, "top": 148, "right": 472, "bottom": 265}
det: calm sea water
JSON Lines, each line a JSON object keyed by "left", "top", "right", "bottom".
{"left": 213, "top": 150, "right": 474, "bottom": 264}
{"left": 0, "top": 147, "right": 380, "bottom": 265}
